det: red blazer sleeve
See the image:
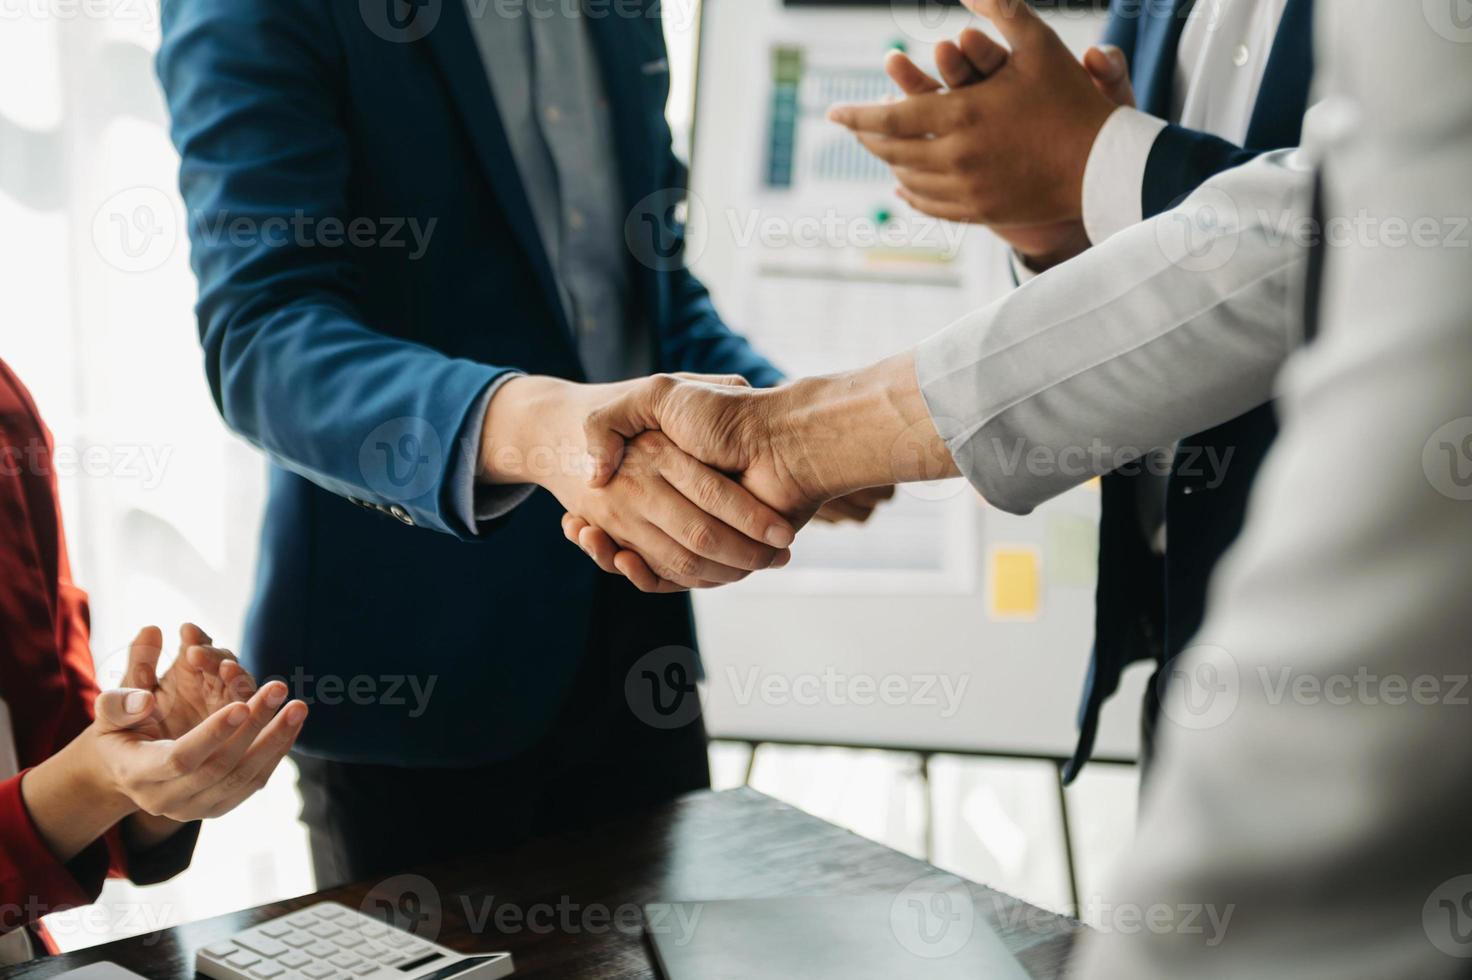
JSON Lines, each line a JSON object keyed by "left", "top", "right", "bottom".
{"left": 0, "top": 359, "right": 198, "bottom": 939}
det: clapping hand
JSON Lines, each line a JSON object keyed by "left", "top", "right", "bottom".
{"left": 829, "top": 0, "right": 1137, "bottom": 270}
{"left": 21, "top": 624, "right": 309, "bottom": 861}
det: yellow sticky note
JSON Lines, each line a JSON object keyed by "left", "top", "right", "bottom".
{"left": 989, "top": 547, "right": 1041, "bottom": 620}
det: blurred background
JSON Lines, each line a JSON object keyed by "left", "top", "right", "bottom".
{"left": 1, "top": 0, "right": 1146, "bottom": 949}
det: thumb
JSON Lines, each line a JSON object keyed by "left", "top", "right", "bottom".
{"left": 959, "top": 0, "right": 1044, "bottom": 52}
{"left": 1083, "top": 44, "right": 1136, "bottom": 107}
{"left": 584, "top": 382, "right": 669, "bottom": 488}
{"left": 123, "top": 625, "right": 164, "bottom": 691}
{"left": 94, "top": 688, "right": 156, "bottom": 732}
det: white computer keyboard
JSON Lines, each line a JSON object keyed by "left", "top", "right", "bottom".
{"left": 195, "top": 902, "right": 513, "bottom": 980}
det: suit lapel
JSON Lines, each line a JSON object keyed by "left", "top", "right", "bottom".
{"left": 1245, "top": 0, "right": 1315, "bottom": 148}
{"left": 1134, "top": 0, "right": 1199, "bottom": 118}
{"left": 420, "top": 0, "right": 576, "bottom": 350}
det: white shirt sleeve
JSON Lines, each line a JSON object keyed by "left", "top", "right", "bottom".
{"left": 1072, "top": 3, "right": 1472, "bottom": 974}
{"left": 1082, "top": 106, "right": 1170, "bottom": 245}
{"left": 914, "top": 143, "right": 1316, "bottom": 516}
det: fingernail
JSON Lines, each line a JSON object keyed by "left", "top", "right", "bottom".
{"left": 227, "top": 704, "right": 249, "bottom": 726}
{"left": 265, "top": 685, "right": 287, "bottom": 709}
{"left": 124, "top": 690, "right": 151, "bottom": 715}
{"left": 765, "top": 526, "right": 795, "bottom": 548}
{"left": 285, "top": 703, "right": 308, "bottom": 726}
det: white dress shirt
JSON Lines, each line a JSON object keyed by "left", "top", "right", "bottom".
{"left": 1082, "top": 0, "right": 1292, "bottom": 246}
{"left": 1073, "top": 1, "right": 1472, "bottom": 975}
{"left": 919, "top": 139, "right": 1315, "bottom": 515}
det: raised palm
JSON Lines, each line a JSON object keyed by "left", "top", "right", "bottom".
{"left": 120, "top": 624, "right": 254, "bottom": 741}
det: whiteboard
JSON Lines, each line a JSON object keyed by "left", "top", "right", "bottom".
{"left": 687, "top": 0, "right": 1149, "bottom": 762}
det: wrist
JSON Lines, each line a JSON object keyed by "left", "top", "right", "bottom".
{"left": 21, "top": 732, "right": 137, "bottom": 862}
{"left": 771, "top": 353, "right": 951, "bottom": 498}
{"left": 478, "top": 375, "right": 590, "bottom": 489}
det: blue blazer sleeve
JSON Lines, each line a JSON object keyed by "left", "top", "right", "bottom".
{"left": 156, "top": 0, "right": 510, "bottom": 538}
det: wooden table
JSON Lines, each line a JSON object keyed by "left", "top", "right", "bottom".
{"left": 2, "top": 789, "right": 1081, "bottom": 980}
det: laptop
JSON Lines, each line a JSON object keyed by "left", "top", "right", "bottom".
{"left": 644, "top": 892, "right": 1034, "bottom": 980}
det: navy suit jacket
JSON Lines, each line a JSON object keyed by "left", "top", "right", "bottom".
{"left": 1067, "top": 0, "right": 1315, "bottom": 779}
{"left": 156, "top": 0, "right": 780, "bottom": 766}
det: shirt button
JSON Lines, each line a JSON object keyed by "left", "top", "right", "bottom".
{"left": 581, "top": 315, "right": 598, "bottom": 334}
{"left": 1232, "top": 43, "right": 1250, "bottom": 67}
{"left": 568, "top": 209, "right": 585, "bottom": 231}
{"left": 544, "top": 105, "right": 562, "bottom": 124}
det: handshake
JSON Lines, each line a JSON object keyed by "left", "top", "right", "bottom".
{"left": 477, "top": 355, "right": 960, "bottom": 593}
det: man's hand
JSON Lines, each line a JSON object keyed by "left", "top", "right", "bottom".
{"left": 479, "top": 375, "right": 796, "bottom": 590}
{"left": 815, "top": 484, "right": 897, "bottom": 524}
{"left": 569, "top": 375, "right": 827, "bottom": 592}
{"left": 829, "top": 0, "right": 1136, "bottom": 266}
{"left": 568, "top": 358, "right": 952, "bottom": 592}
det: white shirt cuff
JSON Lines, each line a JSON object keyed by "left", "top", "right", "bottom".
{"left": 453, "top": 373, "right": 536, "bottom": 534}
{"left": 1081, "top": 106, "right": 1169, "bottom": 246}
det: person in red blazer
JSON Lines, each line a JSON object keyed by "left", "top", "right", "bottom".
{"left": 0, "top": 357, "right": 309, "bottom": 962}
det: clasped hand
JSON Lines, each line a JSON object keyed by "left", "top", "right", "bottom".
{"left": 560, "top": 372, "right": 907, "bottom": 594}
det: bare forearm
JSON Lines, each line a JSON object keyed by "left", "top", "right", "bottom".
{"left": 20, "top": 736, "right": 135, "bottom": 863}
{"left": 772, "top": 353, "right": 958, "bottom": 498}
{"left": 478, "top": 376, "right": 633, "bottom": 488}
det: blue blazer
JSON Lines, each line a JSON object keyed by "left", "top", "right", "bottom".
{"left": 156, "top": 0, "right": 781, "bottom": 766}
{"left": 1067, "top": 0, "right": 1315, "bottom": 779}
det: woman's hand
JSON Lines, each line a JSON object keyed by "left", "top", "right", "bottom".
{"left": 120, "top": 624, "right": 257, "bottom": 742}
{"left": 89, "top": 677, "right": 306, "bottom": 824}
{"left": 20, "top": 631, "right": 307, "bottom": 864}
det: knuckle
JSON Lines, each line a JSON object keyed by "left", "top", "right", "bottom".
{"left": 662, "top": 551, "right": 701, "bottom": 582}
{"left": 683, "top": 519, "right": 719, "bottom": 555}
{"left": 632, "top": 430, "right": 671, "bottom": 455}
{"left": 691, "top": 472, "right": 725, "bottom": 511}
{"left": 223, "top": 765, "right": 254, "bottom": 792}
